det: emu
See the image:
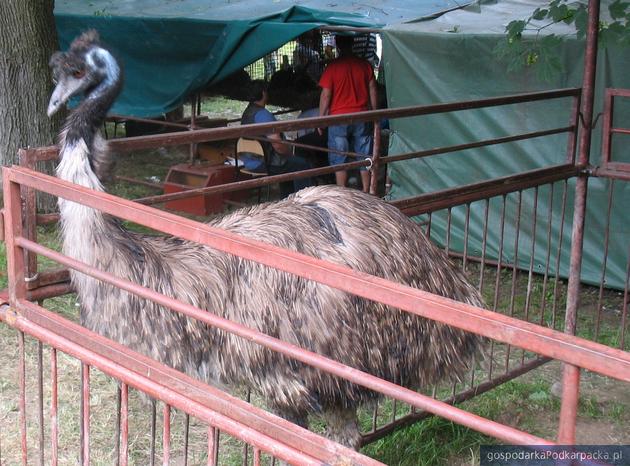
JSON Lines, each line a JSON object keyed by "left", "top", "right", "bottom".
{"left": 47, "top": 31, "right": 484, "bottom": 449}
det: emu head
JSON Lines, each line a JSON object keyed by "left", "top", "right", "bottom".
{"left": 48, "top": 30, "right": 122, "bottom": 117}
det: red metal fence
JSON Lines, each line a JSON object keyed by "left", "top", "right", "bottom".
{"left": 0, "top": 81, "right": 629, "bottom": 464}
{"left": 2, "top": 4, "right": 630, "bottom": 457}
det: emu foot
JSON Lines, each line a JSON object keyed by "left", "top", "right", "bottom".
{"left": 322, "top": 406, "right": 361, "bottom": 450}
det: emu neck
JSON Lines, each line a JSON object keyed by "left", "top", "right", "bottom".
{"left": 56, "top": 82, "right": 120, "bottom": 265}
{"left": 56, "top": 73, "right": 120, "bottom": 190}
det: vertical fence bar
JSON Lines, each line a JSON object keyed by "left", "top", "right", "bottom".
{"left": 595, "top": 179, "right": 614, "bottom": 340}
{"left": 80, "top": 364, "right": 84, "bottom": 466}
{"left": 469, "top": 352, "right": 477, "bottom": 389}
{"left": 19, "top": 331, "right": 28, "bottom": 466}
{"left": 242, "top": 389, "right": 252, "bottom": 466}
{"left": 18, "top": 150, "right": 39, "bottom": 288}
{"left": 557, "top": 365, "right": 581, "bottom": 444}
{"left": 551, "top": 180, "right": 569, "bottom": 330}
{"left": 51, "top": 348, "right": 58, "bottom": 466}
{"left": 505, "top": 191, "right": 522, "bottom": 373}
{"left": 566, "top": 94, "right": 581, "bottom": 164}
{"left": 207, "top": 427, "right": 217, "bottom": 466}
{"left": 478, "top": 199, "right": 490, "bottom": 293}
{"left": 369, "top": 120, "right": 382, "bottom": 196}
{"left": 82, "top": 364, "right": 91, "bottom": 466}
{"left": 446, "top": 208, "right": 452, "bottom": 254}
{"left": 115, "top": 386, "right": 121, "bottom": 466}
{"left": 462, "top": 203, "right": 471, "bottom": 271}
{"left": 391, "top": 399, "right": 398, "bottom": 423}
{"left": 539, "top": 184, "right": 555, "bottom": 326}
{"left": 150, "top": 400, "right": 157, "bottom": 466}
{"left": 492, "top": 195, "right": 508, "bottom": 313}
{"left": 558, "top": 0, "right": 600, "bottom": 445}
{"left": 3, "top": 169, "right": 27, "bottom": 305}
{"left": 522, "top": 187, "right": 539, "bottom": 363}
{"left": 489, "top": 195, "right": 507, "bottom": 380}
{"left": 600, "top": 89, "right": 613, "bottom": 165}
{"left": 243, "top": 444, "right": 250, "bottom": 466}
{"left": 253, "top": 447, "right": 262, "bottom": 466}
{"left": 371, "top": 404, "right": 379, "bottom": 432}
{"left": 37, "top": 340, "right": 45, "bottom": 466}
{"left": 523, "top": 187, "right": 539, "bottom": 324}
{"left": 119, "top": 384, "right": 128, "bottom": 466}
{"left": 163, "top": 404, "right": 171, "bottom": 466}
{"left": 214, "top": 430, "right": 221, "bottom": 465}
{"left": 183, "top": 414, "right": 190, "bottom": 466}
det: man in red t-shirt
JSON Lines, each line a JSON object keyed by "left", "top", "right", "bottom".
{"left": 318, "top": 34, "right": 378, "bottom": 192}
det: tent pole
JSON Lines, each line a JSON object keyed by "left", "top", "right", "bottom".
{"left": 558, "top": 0, "right": 600, "bottom": 445}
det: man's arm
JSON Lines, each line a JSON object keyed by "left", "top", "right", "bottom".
{"left": 368, "top": 78, "right": 378, "bottom": 111}
{"left": 319, "top": 87, "right": 332, "bottom": 117}
{"left": 268, "top": 132, "right": 292, "bottom": 156}
{"left": 254, "top": 107, "right": 292, "bottom": 156}
{"left": 318, "top": 87, "right": 332, "bottom": 135}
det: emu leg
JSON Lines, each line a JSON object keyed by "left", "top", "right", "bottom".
{"left": 322, "top": 406, "right": 361, "bottom": 450}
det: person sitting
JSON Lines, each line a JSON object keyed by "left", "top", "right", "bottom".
{"left": 240, "top": 80, "right": 314, "bottom": 198}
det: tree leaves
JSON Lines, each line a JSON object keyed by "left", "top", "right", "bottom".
{"left": 532, "top": 8, "right": 549, "bottom": 21}
{"left": 494, "top": 0, "right": 630, "bottom": 81}
{"left": 609, "top": 0, "right": 629, "bottom": 19}
{"left": 506, "top": 20, "right": 526, "bottom": 40}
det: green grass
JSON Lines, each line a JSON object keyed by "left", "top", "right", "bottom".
{"left": 200, "top": 96, "right": 247, "bottom": 120}
{"left": 363, "top": 415, "right": 491, "bottom": 466}
{"left": 361, "top": 380, "right": 556, "bottom": 466}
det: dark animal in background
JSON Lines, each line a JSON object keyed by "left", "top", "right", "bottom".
{"left": 48, "top": 30, "right": 484, "bottom": 449}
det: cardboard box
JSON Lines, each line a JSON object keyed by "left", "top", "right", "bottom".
{"left": 163, "top": 163, "right": 241, "bottom": 215}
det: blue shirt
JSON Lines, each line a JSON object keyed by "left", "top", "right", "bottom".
{"left": 245, "top": 105, "right": 285, "bottom": 167}
{"left": 253, "top": 107, "right": 276, "bottom": 124}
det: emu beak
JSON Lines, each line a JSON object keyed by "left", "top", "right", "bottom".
{"left": 47, "top": 83, "right": 67, "bottom": 117}
{"left": 47, "top": 78, "right": 82, "bottom": 117}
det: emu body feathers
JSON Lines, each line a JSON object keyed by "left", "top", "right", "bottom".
{"left": 49, "top": 31, "right": 483, "bottom": 448}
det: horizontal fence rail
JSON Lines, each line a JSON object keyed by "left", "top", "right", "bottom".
{"left": 15, "top": 88, "right": 582, "bottom": 214}
{"left": 5, "top": 167, "right": 630, "bottom": 384}
{"left": 390, "top": 164, "right": 581, "bottom": 217}
{"left": 3, "top": 162, "right": 628, "bottom": 465}
{"left": 18, "top": 88, "right": 581, "bottom": 158}
{"left": 1, "top": 300, "right": 375, "bottom": 466}
{"left": 4, "top": 85, "right": 629, "bottom": 465}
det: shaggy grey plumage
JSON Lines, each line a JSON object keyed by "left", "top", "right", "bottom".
{"left": 48, "top": 31, "right": 484, "bottom": 449}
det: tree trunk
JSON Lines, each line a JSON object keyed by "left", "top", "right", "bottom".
{"left": 0, "top": 0, "right": 60, "bottom": 212}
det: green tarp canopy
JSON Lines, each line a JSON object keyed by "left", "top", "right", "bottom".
{"left": 54, "top": 0, "right": 469, "bottom": 116}
{"left": 382, "top": 0, "right": 630, "bottom": 290}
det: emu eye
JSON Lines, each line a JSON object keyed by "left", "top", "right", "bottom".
{"left": 73, "top": 69, "right": 86, "bottom": 79}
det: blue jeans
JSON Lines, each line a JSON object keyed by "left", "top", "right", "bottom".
{"left": 327, "top": 122, "right": 372, "bottom": 170}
